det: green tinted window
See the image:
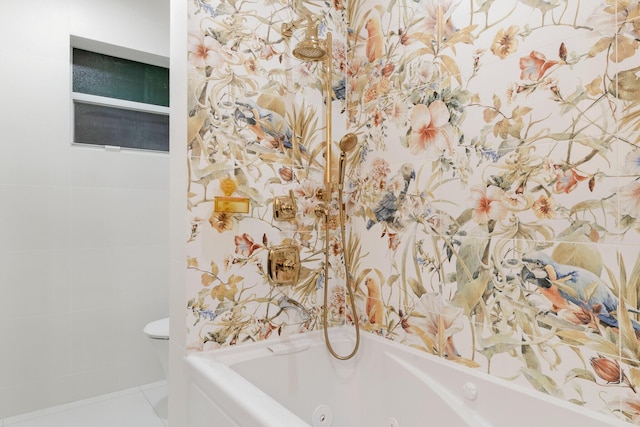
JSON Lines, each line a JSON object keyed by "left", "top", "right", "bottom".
{"left": 72, "top": 48, "right": 169, "bottom": 107}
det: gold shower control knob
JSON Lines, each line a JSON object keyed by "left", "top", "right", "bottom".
{"left": 314, "top": 204, "right": 328, "bottom": 218}
{"left": 273, "top": 190, "right": 297, "bottom": 221}
{"left": 267, "top": 245, "right": 301, "bottom": 286}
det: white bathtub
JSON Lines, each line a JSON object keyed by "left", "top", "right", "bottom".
{"left": 185, "top": 328, "right": 631, "bottom": 427}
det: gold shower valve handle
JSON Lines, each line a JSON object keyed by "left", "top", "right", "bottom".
{"left": 274, "top": 190, "right": 297, "bottom": 221}
{"left": 267, "top": 245, "right": 301, "bottom": 286}
{"left": 314, "top": 203, "right": 328, "bottom": 218}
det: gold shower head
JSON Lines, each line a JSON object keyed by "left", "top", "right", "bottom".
{"left": 292, "top": 22, "right": 327, "bottom": 61}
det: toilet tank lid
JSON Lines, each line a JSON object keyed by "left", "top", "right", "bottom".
{"left": 144, "top": 317, "right": 170, "bottom": 339}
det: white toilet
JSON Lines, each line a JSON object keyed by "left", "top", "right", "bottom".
{"left": 143, "top": 317, "right": 170, "bottom": 379}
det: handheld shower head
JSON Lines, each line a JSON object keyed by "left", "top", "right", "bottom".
{"left": 339, "top": 133, "right": 358, "bottom": 153}
{"left": 292, "top": 22, "right": 327, "bottom": 61}
{"left": 338, "top": 133, "right": 358, "bottom": 187}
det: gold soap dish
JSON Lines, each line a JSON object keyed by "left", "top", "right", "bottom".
{"left": 214, "top": 177, "right": 250, "bottom": 214}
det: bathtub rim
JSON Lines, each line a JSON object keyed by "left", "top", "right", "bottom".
{"left": 186, "top": 327, "right": 633, "bottom": 427}
{"left": 185, "top": 353, "right": 310, "bottom": 426}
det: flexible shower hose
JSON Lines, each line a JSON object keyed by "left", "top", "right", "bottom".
{"left": 322, "top": 184, "right": 360, "bottom": 360}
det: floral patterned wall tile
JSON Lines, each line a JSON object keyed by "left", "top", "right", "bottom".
{"left": 345, "top": 0, "right": 640, "bottom": 422}
{"left": 185, "top": 0, "right": 640, "bottom": 423}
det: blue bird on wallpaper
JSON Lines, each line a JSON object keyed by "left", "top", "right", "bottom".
{"left": 366, "top": 163, "right": 415, "bottom": 230}
{"left": 234, "top": 98, "right": 307, "bottom": 153}
{"left": 333, "top": 78, "right": 346, "bottom": 101}
{"left": 521, "top": 251, "right": 640, "bottom": 331}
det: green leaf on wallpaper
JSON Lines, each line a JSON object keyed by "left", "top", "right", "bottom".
{"left": 407, "top": 277, "right": 427, "bottom": 297}
{"left": 387, "top": 318, "right": 396, "bottom": 332}
{"left": 227, "top": 275, "right": 243, "bottom": 285}
{"left": 387, "top": 274, "right": 399, "bottom": 287}
{"left": 201, "top": 272, "right": 215, "bottom": 286}
{"left": 445, "top": 25, "right": 476, "bottom": 47}
{"left": 569, "top": 199, "right": 615, "bottom": 217}
{"left": 453, "top": 270, "right": 490, "bottom": 316}
{"left": 522, "top": 341, "right": 540, "bottom": 370}
{"left": 403, "top": 47, "right": 435, "bottom": 64}
{"left": 512, "top": 105, "right": 532, "bottom": 117}
{"left": 548, "top": 132, "right": 575, "bottom": 141}
{"left": 629, "top": 367, "right": 640, "bottom": 388}
{"left": 386, "top": 0, "right": 397, "bottom": 13}
{"left": 253, "top": 15, "right": 273, "bottom": 26}
{"left": 455, "top": 233, "right": 488, "bottom": 288}
{"left": 455, "top": 208, "right": 473, "bottom": 227}
{"left": 565, "top": 368, "right": 596, "bottom": 384}
{"left": 618, "top": 293, "right": 640, "bottom": 357}
{"left": 211, "top": 261, "right": 220, "bottom": 278}
{"left": 477, "top": 333, "right": 521, "bottom": 359}
{"left": 492, "top": 94, "right": 501, "bottom": 110}
{"left": 541, "top": 325, "right": 582, "bottom": 345}
{"left": 411, "top": 325, "right": 437, "bottom": 354}
{"left": 265, "top": 177, "right": 282, "bottom": 186}
{"left": 625, "top": 251, "right": 640, "bottom": 309}
{"left": 477, "top": 0, "right": 495, "bottom": 13}
{"left": 521, "top": 367, "right": 562, "bottom": 397}
{"left": 588, "top": 37, "right": 614, "bottom": 57}
{"left": 574, "top": 137, "right": 610, "bottom": 154}
{"left": 551, "top": 240, "right": 602, "bottom": 276}
{"left": 439, "top": 55, "right": 461, "bottom": 84}
{"left": 569, "top": 332, "right": 620, "bottom": 356}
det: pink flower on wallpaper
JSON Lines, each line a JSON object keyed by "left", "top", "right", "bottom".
{"left": 421, "top": 0, "right": 460, "bottom": 39}
{"left": 298, "top": 197, "right": 321, "bottom": 217}
{"left": 294, "top": 63, "right": 318, "bottom": 88}
{"left": 385, "top": 98, "right": 409, "bottom": 126}
{"left": 333, "top": 39, "right": 347, "bottom": 71}
{"left": 188, "top": 32, "right": 226, "bottom": 69}
{"left": 414, "top": 293, "right": 463, "bottom": 356}
{"left": 294, "top": 179, "right": 324, "bottom": 200}
{"left": 234, "top": 233, "right": 262, "bottom": 257}
{"left": 387, "top": 232, "right": 401, "bottom": 250}
{"left": 554, "top": 168, "right": 586, "bottom": 194}
{"left": 625, "top": 149, "right": 640, "bottom": 174}
{"left": 415, "top": 61, "right": 438, "bottom": 85}
{"left": 408, "top": 101, "right": 455, "bottom": 155}
{"left": 532, "top": 195, "right": 555, "bottom": 219}
{"left": 258, "top": 39, "right": 278, "bottom": 60}
{"left": 618, "top": 181, "right": 640, "bottom": 218}
{"left": 470, "top": 185, "right": 508, "bottom": 224}
{"left": 369, "top": 157, "right": 391, "bottom": 182}
{"left": 417, "top": 293, "right": 463, "bottom": 337}
{"left": 519, "top": 51, "right": 557, "bottom": 81}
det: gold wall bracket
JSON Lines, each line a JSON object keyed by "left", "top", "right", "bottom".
{"left": 267, "top": 245, "right": 301, "bottom": 286}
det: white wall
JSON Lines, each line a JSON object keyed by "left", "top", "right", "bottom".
{"left": 168, "top": 0, "right": 188, "bottom": 424}
{"left": 0, "top": 0, "right": 170, "bottom": 418}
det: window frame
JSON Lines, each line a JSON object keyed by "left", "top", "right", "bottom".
{"left": 70, "top": 35, "right": 170, "bottom": 152}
